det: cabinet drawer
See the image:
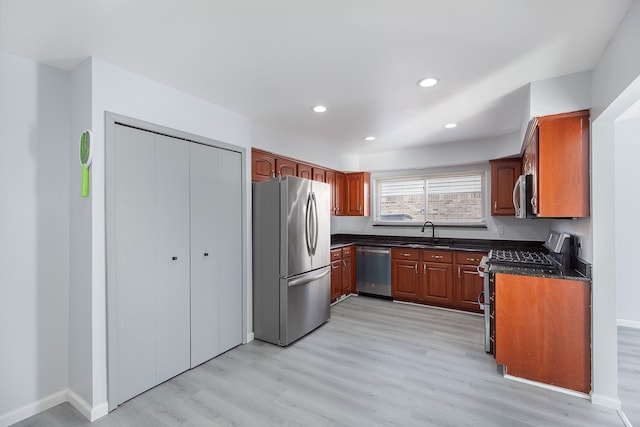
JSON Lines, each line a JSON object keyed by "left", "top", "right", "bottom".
{"left": 454, "top": 252, "right": 486, "bottom": 265}
{"left": 392, "top": 248, "right": 420, "bottom": 261}
{"left": 331, "top": 249, "right": 342, "bottom": 260}
{"left": 422, "top": 250, "right": 452, "bottom": 263}
{"left": 342, "top": 246, "right": 352, "bottom": 258}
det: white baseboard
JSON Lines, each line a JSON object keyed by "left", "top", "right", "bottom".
{"left": 66, "top": 389, "right": 108, "bottom": 421}
{"left": 591, "top": 393, "right": 622, "bottom": 409}
{"left": 0, "top": 389, "right": 109, "bottom": 427}
{"left": 0, "top": 390, "right": 66, "bottom": 427}
{"left": 617, "top": 319, "right": 640, "bottom": 329}
{"left": 245, "top": 331, "right": 255, "bottom": 343}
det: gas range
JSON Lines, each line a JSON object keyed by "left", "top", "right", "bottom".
{"left": 486, "top": 230, "right": 574, "bottom": 271}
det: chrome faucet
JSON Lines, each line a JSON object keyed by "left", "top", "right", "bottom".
{"left": 421, "top": 220, "right": 437, "bottom": 242}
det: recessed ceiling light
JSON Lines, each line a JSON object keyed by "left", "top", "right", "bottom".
{"left": 444, "top": 123, "right": 458, "bottom": 129}
{"left": 364, "top": 136, "right": 376, "bottom": 141}
{"left": 417, "top": 77, "right": 439, "bottom": 88}
{"left": 311, "top": 105, "right": 327, "bottom": 113}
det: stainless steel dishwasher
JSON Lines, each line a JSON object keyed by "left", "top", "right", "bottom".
{"left": 356, "top": 246, "right": 391, "bottom": 297}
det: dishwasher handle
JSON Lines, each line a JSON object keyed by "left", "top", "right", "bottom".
{"left": 356, "top": 247, "right": 391, "bottom": 255}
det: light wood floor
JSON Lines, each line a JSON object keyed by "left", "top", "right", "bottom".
{"left": 13, "top": 296, "right": 629, "bottom": 426}
{"left": 619, "top": 326, "right": 640, "bottom": 426}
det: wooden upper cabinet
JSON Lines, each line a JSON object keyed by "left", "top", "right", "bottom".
{"left": 490, "top": 158, "right": 521, "bottom": 216}
{"left": 251, "top": 147, "right": 365, "bottom": 217}
{"left": 297, "top": 162, "right": 313, "bottom": 180}
{"left": 536, "top": 110, "right": 590, "bottom": 217}
{"left": 251, "top": 148, "right": 275, "bottom": 182}
{"left": 275, "top": 157, "right": 297, "bottom": 178}
{"left": 312, "top": 168, "right": 326, "bottom": 183}
{"left": 345, "top": 172, "right": 371, "bottom": 216}
{"left": 522, "top": 124, "right": 539, "bottom": 215}
{"left": 335, "top": 172, "right": 346, "bottom": 216}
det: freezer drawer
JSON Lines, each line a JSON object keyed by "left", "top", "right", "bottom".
{"left": 279, "top": 266, "right": 331, "bottom": 346}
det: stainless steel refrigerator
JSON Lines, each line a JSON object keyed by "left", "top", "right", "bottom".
{"left": 252, "top": 176, "right": 331, "bottom": 346}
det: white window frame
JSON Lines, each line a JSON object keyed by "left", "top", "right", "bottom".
{"left": 372, "top": 167, "right": 488, "bottom": 227}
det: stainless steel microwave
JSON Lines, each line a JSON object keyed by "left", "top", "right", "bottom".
{"left": 513, "top": 174, "right": 534, "bottom": 218}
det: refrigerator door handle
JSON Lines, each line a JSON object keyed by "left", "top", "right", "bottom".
{"left": 311, "top": 192, "right": 319, "bottom": 255}
{"left": 305, "top": 193, "right": 313, "bottom": 256}
{"left": 287, "top": 267, "right": 330, "bottom": 287}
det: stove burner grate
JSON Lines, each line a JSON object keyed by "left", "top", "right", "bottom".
{"left": 488, "top": 249, "right": 555, "bottom": 267}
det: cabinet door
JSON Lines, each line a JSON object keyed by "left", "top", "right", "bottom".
{"left": 312, "top": 167, "right": 326, "bottom": 183}
{"left": 420, "top": 262, "right": 454, "bottom": 305}
{"left": 490, "top": 158, "right": 521, "bottom": 216}
{"left": 522, "top": 123, "right": 539, "bottom": 215}
{"left": 331, "top": 260, "right": 342, "bottom": 302}
{"left": 155, "top": 135, "right": 191, "bottom": 383}
{"left": 251, "top": 148, "right": 275, "bottom": 182}
{"left": 345, "top": 172, "right": 370, "bottom": 216}
{"left": 276, "top": 157, "right": 297, "bottom": 178}
{"left": 341, "top": 256, "right": 351, "bottom": 295}
{"left": 455, "top": 265, "right": 484, "bottom": 312}
{"left": 325, "top": 170, "right": 337, "bottom": 215}
{"left": 537, "top": 110, "right": 590, "bottom": 217}
{"left": 335, "top": 172, "right": 346, "bottom": 216}
{"left": 297, "top": 162, "right": 313, "bottom": 180}
{"left": 495, "top": 274, "right": 591, "bottom": 393}
{"left": 392, "top": 259, "right": 419, "bottom": 300}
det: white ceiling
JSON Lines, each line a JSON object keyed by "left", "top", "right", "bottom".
{"left": 0, "top": 0, "right": 633, "bottom": 155}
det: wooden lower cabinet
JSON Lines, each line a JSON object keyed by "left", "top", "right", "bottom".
{"left": 495, "top": 273, "right": 591, "bottom": 393}
{"left": 454, "top": 252, "right": 486, "bottom": 313}
{"left": 391, "top": 249, "right": 420, "bottom": 301}
{"left": 331, "top": 245, "right": 356, "bottom": 302}
{"left": 330, "top": 259, "right": 342, "bottom": 302}
{"left": 421, "top": 262, "right": 454, "bottom": 305}
{"left": 391, "top": 249, "right": 485, "bottom": 313}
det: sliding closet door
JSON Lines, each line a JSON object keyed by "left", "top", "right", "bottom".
{"left": 112, "top": 124, "right": 157, "bottom": 404}
{"left": 154, "top": 134, "right": 190, "bottom": 382}
{"left": 109, "top": 125, "right": 190, "bottom": 405}
{"left": 190, "top": 143, "right": 221, "bottom": 367}
{"left": 217, "top": 149, "right": 243, "bottom": 353}
{"left": 190, "top": 145, "right": 243, "bottom": 366}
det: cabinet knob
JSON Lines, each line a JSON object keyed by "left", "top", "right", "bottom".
{"left": 494, "top": 202, "right": 497, "bottom": 210}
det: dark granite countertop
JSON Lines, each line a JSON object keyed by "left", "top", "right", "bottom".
{"left": 330, "top": 233, "right": 544, "bottom": 253}
{"left": 331, "top": 233, "right": 591, "bottom": 282}
{"left": 487, "top": 263, "right": 591, "bottom": 282}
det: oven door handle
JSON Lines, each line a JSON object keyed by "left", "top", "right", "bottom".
{"left": 478, "top": 291, "right": 485, "bottom": 310}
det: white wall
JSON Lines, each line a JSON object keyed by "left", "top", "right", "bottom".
{"left": 79, "top": 57, "right": 265, "bottom": 415}
{"left": 67, "top": 58, "right": 95, "bottom": 417}
{"left": 615, "top": 113, "right": 640, "bottom": 325}
{"left": 332, "top": 132, "right": 555, "bottom": 241}
{"left": 530, "top": 70, "right": 592, "bottom": 117}
{"left": 589, "top": 0, "right": 640, "bottom": 409}
{"left": 0, "top": 52, "right": 70, "bottom": 424}
{"left": 357, "top": 132, "right": 522, "bottom": 172}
